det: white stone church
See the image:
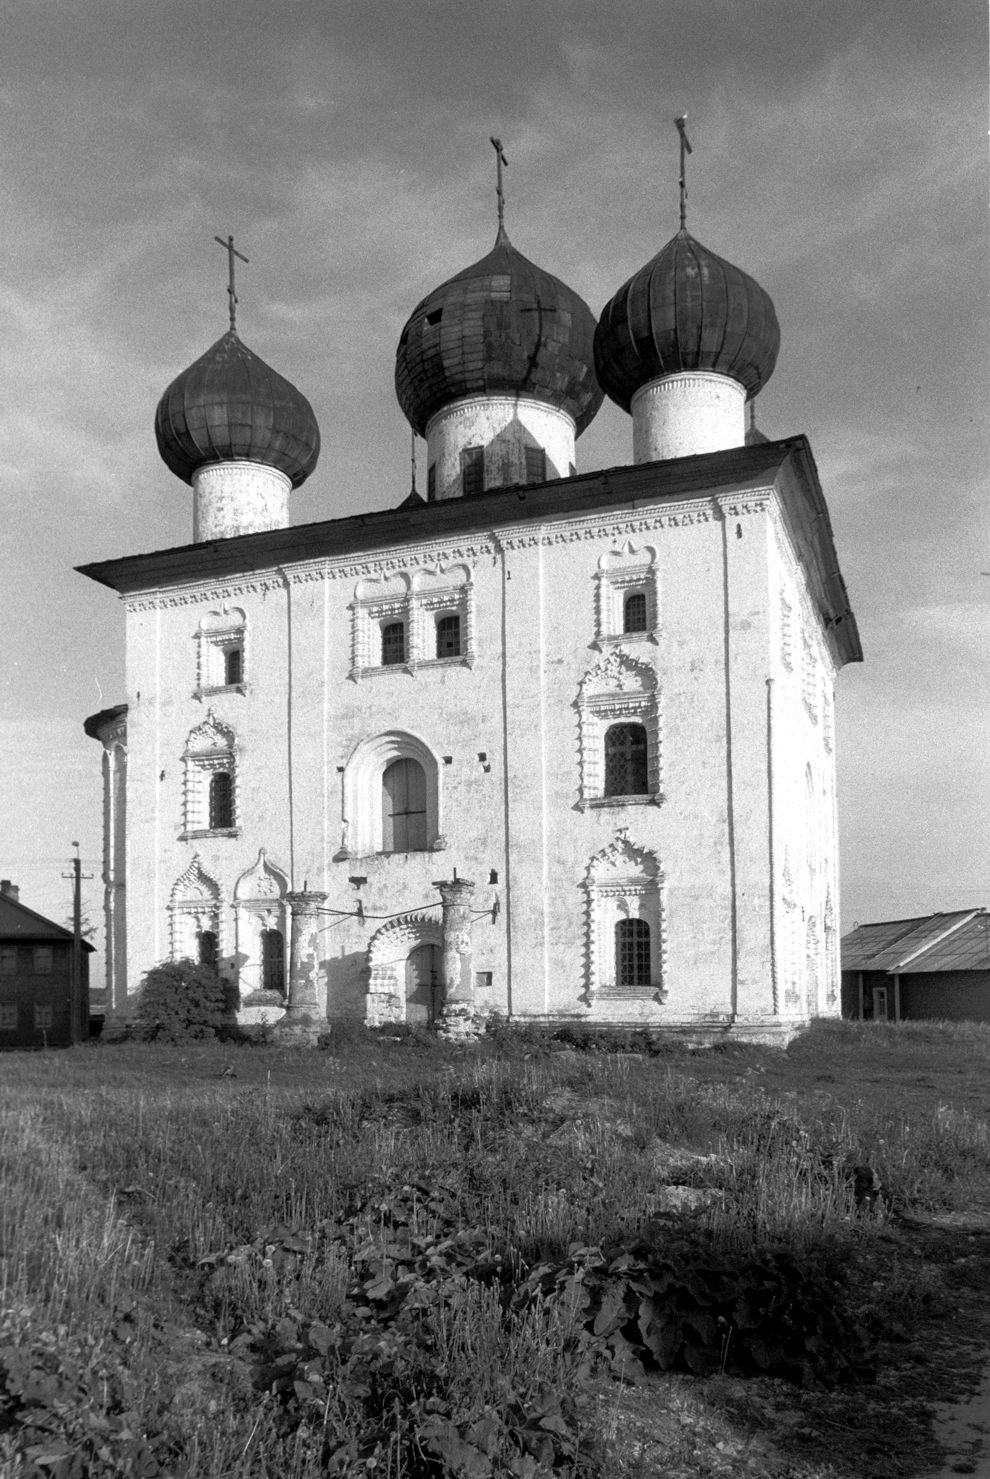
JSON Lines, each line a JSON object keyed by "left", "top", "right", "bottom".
{"left": 81, "top": 182, "right": 861, "bottom": 1042}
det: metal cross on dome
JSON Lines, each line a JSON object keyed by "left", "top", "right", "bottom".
{"left": 214, "top": 233, "right": 249, "bottom": 332}
{"left": 675, "top": 115, "right": 693, "bottom": 230}
{"left": 490, "top": 136, "right": 508, "bottom": 235}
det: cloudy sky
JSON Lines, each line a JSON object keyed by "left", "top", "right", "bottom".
{"left": 1, "top": 0, "right": 986, "bottom": 959}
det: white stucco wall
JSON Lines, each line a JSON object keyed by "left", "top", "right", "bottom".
{"left": 111, "top": 472, "right": 843, "bottom": 1035}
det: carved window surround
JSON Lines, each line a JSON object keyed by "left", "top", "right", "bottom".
{"left": 349, "top": 576, "right": 475, "bottom": 680}
{"left": 169, "top": 855, "right": 223, "bottom": 963}
{"left": 592, "top": 562, "right": 660, "bottom": 651}
{"left": 181, "top": 712, "right": 238, "bottom": 839}
{"left": 583, "top": 831, "right": 667, "bottom": 1003}
{"left": 195, "top": 607, "right": 248, "bottom": 700}
{"left": 576, "top": 650, "right": 661, "bottom": 810}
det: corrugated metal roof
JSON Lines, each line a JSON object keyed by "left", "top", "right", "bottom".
{"left": 841, "top": 910, "right": 989, "bottom": 974}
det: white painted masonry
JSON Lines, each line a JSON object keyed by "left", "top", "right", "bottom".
{"left": 192, "top": 461, "right": 291, "bottom": 541}
{"left": 425, "top": 395, "right": 576, "bottom": 501}
{"left": 632, "top": 372, "right": 747, "bottom": 464}
{"left": 84, "top": 441, "right": 858, "bottom": 1041}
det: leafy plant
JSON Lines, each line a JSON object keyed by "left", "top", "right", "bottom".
{"left": 134, "top": 959, "right": 238, "bottom": 1043}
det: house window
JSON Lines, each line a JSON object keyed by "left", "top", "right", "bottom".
{"left": 382, "top": 757, "right": 428, "bottom": 852}
{"left": 623, "top": 592, "right": 648, "bottom": 633}
{"left": 616, "top": 919, "right": 651, "bottom": 987}
{"left": 436, "top": 613, "right": 461, "bottom": 659}
{"left": 525, "top": 446, "right": 546, "bottom": 483}
{"left": 0, "top": 1003, "right": 17, "bottom": 1030}
{"left": 261, "top": 928, "right": 285, "bottom": 993}
{"left": 198, "top": 930, "right": 219, "bottom": 973}
{"left": 33, "top": 946, "right": 53, "bottom": 975}
{"left": 427, "top": 463, "right": 437, "bottom": 502}
{"left": 461, "top": 446, "right": 484, "bottom": 497}
{"left": 0, "top": 946, "right": 16, "bottom": 975}
{"left": 34, "top": 1004, "right": 54, "bottom": 1030}
{"left": 381, "top": 622, "right": 406, "bottom": 667}
{"left": 223, "top": 644, "right": 243, "bottom": 686}
{"left": 603, "top": 724, "right": 648, "bottom": 797}
{"left": 209, "top": 771, "right": 234, "bottom": 831}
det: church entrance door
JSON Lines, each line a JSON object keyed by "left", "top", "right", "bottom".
{"left": 405, "top": 945, "right": 439, "bottom": 1024}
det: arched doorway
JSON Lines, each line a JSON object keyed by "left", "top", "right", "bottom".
{"left": 405, "top": 944, "right": 439, "bottom": 1024}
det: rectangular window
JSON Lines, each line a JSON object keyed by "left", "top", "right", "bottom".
{"left": 34, "top": 1004, "right": 54, "bottom": 1030}
{"left": 0, "top": 946, "right": 17, "bottom": 975}
{"left": 33, "top": 946, "right": 53, "bottom": 975}
{"left": 616, "top": 919, "right": 651, "bottom": 987}
{"left": 0, "top": 1002, "right": 17, "bottom": 1030}
{"left": 381, "top": 621, "right": 406, "bottom": 666}
{"left": 382, "top": 757, "right": 428, "bottom": 852}
{"left": 524, "top": 446, "right": 546, "bottom": 483}
{"left": 223, "top": 644, "right": 243, "bottom": 686}
{"left": 475, "top": 971, "right": 493, "bottom": 989}
{"left": 427, "top": 463, "right": 437, "bottom": 502}
{"left": 435, "top": 613, "right": 461, "bottom": 659}
{"left": 461, "top": 446, "right": 484, "bottom": 497}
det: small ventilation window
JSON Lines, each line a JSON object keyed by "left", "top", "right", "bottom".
{"left": 426, "top": 308, "right": 443, "bottom": 327}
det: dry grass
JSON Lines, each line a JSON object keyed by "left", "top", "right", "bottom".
{"left": 2, "top": 1019, "right": 989, "bottom": 1476}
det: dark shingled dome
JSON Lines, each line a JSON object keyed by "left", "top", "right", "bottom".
{"left": 155, "top": 331, "right": 320, "bottom": 488}
{"left": 395, "top": 228, "right": 604, "bottom": 437}
{"left": 594, "top": 229, "right": 780, "bottom": 413}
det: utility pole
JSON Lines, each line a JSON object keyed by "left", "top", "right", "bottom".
{"left": 62, "top": 843, "right": 93, "bottom": 1044}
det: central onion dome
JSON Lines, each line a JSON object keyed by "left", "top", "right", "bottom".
{"left": 155, "top": 330, "right": 320, "bottom": 490}
{"left": 595, "top": 228, "right": 780, "bottom": 463}
{"left": 395, "top": 226, "right": 603, "bottom": 501}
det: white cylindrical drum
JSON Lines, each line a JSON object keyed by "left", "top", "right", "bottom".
{"left": 192, "top": 462, "right": 291, "bottom": 541}
{"left": 631, "top": 372, "right": 747, "bottom": 463}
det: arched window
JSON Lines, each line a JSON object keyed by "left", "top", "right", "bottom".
{"left": 382, "top": 757, "right": 428, "bottom": 852}
{"left": 604, "top": 723, "right": 648, "bottom": 797}
{"left": 623, "top": 591, "right": 647, "bottom": 633}
{"left": 198, "top": 930, "right": 218, "bottom": 973}
{"left": 616, "top": 918, "right": 651, "bottom": 987}
{"left": 261, "top": 928, "right": 285, "bottom": 993}
{"left": 436, "top": 613, "right": 461, "bottom": 659}
{"left": 209, "top": 771, "right": 234, "bottom": 830}
{"left": 381, "top": 621, "right": 406, "bottom": 666}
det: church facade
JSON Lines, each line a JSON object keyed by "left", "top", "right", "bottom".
{"left": 81, "top": 186, "right": 861, "bottom": 1041}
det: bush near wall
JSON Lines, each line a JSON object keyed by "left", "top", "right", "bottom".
{"left": 134, "top": 959, "right": 238, "bottom": 1042}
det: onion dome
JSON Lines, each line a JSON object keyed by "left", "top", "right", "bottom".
{"left": 594, "top": 229, "right": 780, "bottom": 412}
{"left": 155, "top": 330, "right": 320, "bottom": 488}
{"left": 395, "top": 228, "right": 604, "bottom": 436}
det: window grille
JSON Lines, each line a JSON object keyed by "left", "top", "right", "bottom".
{"left": 436, "top": 613, "right": 461, "bottom": 659}
{"left": 603, "top": 723, "right": 648, "bottom": 797}
{"left": 209, "top": 771, "right": 234, "bottom": 830}
{"left": 261, "top": 928, "right": 285, "bottom": 993}
{"left": 623, "top": 591, "right": 648, "bottom": 633}
{"left": 198, "top": 930, "right": 219, "bottom": 972}
{"left": 427, "top": 463, "right": 436, "bottom": 502}
{"left": 461, "top": 446, "right": 484, "bottom": 497}
{"left": 224, "top": 645, "right": 243, "bottom": 686}
{"left": 524, "top": 445, "right": 546, "bottom": 483}
{"left": 616, "top": 918, "right": 651, "bottom": 987}
{"left": 382, "top": 757, "right": 428, "bottom": 852}
{"left": 33, "top": 946, "right": 53, "bottom": 975}
{"left": 381, "top": 622, "right": 406, "bottom": 666}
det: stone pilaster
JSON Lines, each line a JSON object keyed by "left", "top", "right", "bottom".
{"left": 436, "top": 877, "right": 478, "bottom": 1038}
{"left": 275, "top": 890, "right": 327, "bottom": 1045}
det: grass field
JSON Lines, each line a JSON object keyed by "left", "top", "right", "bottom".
{"left": 3, "top": 1018, "right": 990, "bottom": 1477}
